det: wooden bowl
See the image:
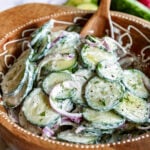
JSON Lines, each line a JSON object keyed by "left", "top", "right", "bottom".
{"left": 0, "top": 3, "right": 150, "bottom": 150}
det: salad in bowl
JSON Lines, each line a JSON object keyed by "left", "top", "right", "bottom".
{"left": 1, "top": 19, "right": 150, "bottom": 145}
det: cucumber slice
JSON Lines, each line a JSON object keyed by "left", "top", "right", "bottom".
{"left": 85, "top": 35, "right": 118, "bottom": 53}
{"left": 1, "top": 50, "right": 30, "bottom": 95}
{"left": 19, "top": 110, "right": 42, "bottom": 135}
{"left": 49, "top": 31, "right": 80, "bottom": 55}
{"left": 57, "top": 130, "right": 98, "bottom": 144}
{"left": 73, "top": 68, "right": 94, "bottom": 80}
{"left": 85, "top": 76, "right": 124, "bottom": 111}
{"left": 3, "top": 81, "right": 28, "bottom": 107}
{"left": 22, "top": 88, "right": 60, "bottom": 127}
{"left": 83, "top": 108, "right": 125, "bottom": 129}
{"left": 66, "top": 25, "right": 82, "bottom": 33}
{"left": 3, "top": 61, "right": 36, "bottom": 108}
{"left": 42, "top": 71, "right": 72, "bottom": 94}
{"left": 97, "top": 59, "right": 123, "bottom": 81}
{"left": 50, "top": 81, "right": 77, "bottom": 101}
{"left": 114, "top": 92, "right": 149, "bottom": 123}
{"left": 39, "top": 53, "right": 77, "bottom": 75}
{"left": 122, "top": 69, "right": 149, "bottom": 98}
{"left": 81, "top": 44, "right": 116, "bottom": 70}
{"left": 71, "top": 69, "right": 94, "bottom": 105}
{"left": 31, "top": 20, "right": 53, "bottom": 46}
{"left": 2, "top": 65, "right": 26, "bottom": 95}
{"left": 30, "top": 20, "right": 53, "bottom": 61}
{"left": 101, "top": 36, "right": 118, "bottom": 52}
{"left": 30, "top": 34, "right": 51, "bottom": 61}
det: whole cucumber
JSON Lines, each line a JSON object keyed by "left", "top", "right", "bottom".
{"left": 111, "top": 0, "right": 150, "bottom": 21}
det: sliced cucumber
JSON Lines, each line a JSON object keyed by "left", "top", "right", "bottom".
{"left": 1, "top": 50, "right": 30, "bottom": 95}
{"left": 2, "top": 65, "right": 26, "bottom": 95}
{"left": 50, "top": 81, "right": 77, "bottom": 101}
{"left": 3, "top": 79, "right": 28, "bottom": 107}
{"left": 101, "top": 36, "right": 118, "bottom": 52}
{"left": 57, "top": 130, "right": 98, "bottom": 144}
{"left": 97, "top": 59, "right": 123, "bottom": 81}
{"left": 31, "top": 20, "right": 53, "bottom": 46}
{"left": 70, "top": 81, "right": 86, "bottom": 105}
{"left": 23, "top": 61, "right": 37, "bottom": 98}
{"left": 66, "top": 25, "right": 82, "bottom": 33}
{"left": 39, "top": 53, "right": 77, "bottom": 76}
{"left": 114, "top": 92, "right": 149, "bottom": 123}
{"left": 81, "top": 44, "right": 116, "bottom": 70}
{"left": 85, "top": 35, "right": 118, "bottom": 53}
{"left": 122, "top": 69, "right": 149, "bottom": 98}
{"left": 83, "top": 108, "right": 125, "bottom": 129}
{"left": 73, "top": 68, "right": 94, "bottom": 80}
{"left": 42, "top": 71, "right": 72, "bottom": 94}
{"left": 3, "top": 61, "right": 36, "bottom": 108}
{"left": 22, "top": 88, "right": 60, "bottom": 127}
{"left": 30, "top": 20, "right": 53, "bottom": 61}
{"left": 49, "top": 80, "right": 83, "bottom": 118}
{"left": 85, "top": 76, "right": 124, "bottom": 111}
{"left": 48, "top": 30, "right": 80, "bottom": 55}
{"left": 30, "top": 34, "right": 51, "bottom": 61}
{"left": 71, "top": 69, "right": 94, "bottom": 105}
{"left": 19, "top": 110, "right": 42, "bottom": 135}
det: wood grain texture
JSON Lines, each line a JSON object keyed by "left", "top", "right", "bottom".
{"left": 0, "top": 3, "right": 149, "bottom": 150}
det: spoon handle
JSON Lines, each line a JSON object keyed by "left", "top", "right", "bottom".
{"left": 97, "top": 0, "right": 111, "bottom": 17}
{"left": 80, "top": 0, "right": 112, "bottom": 38}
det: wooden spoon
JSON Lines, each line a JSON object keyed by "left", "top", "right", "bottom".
{"left": 80, "top": 0, "right": 113, "bottom": 38}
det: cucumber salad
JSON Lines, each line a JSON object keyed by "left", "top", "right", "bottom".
{"left": 1, "top": 20, "right": 150, "bottom": 144}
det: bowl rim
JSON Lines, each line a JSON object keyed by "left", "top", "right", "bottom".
{"left": 0, "top": 8, "right": 150, "bottom": 149}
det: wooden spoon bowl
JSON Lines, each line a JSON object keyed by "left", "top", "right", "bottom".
{"left": 0, "top": 3, "right": 150, "bottom": 150}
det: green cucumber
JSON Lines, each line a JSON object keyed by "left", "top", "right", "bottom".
{"left": 111, "top": 0, "right": 150, "bottom": 21}
{"left": 81, "top": 44, "right": 116, "bottom": 70}
{"left": 85, "top": 76, "right": 124, "bottom": 111}
{"left": 49, "top": 31, "right": 80, "bottom": 55}
{"left": 22, "top": 88, "right": 60, "bottom": 127}
{"left": 50, "top": 81, "right": 77, "bottom": 101}
{"left": 114, "top": 92, "right": 149, "bottom": 123}
{"left": 122, "top": 69, "right": 149, "bottom": 98}
{"left": 97, "top": 59, "right": 123, "bottom": 81}
{"left": 30, "top": 34, "right": 51, "bottom": 61}
{"left": 42, "top": 71, "right": 72, "bottom": 94}
{"left": 30, "top": 20, "right": 53, "bottom": 61}
{"left": 1, "top": 50, "right": 30, "bottom": 95}
{"left": 57, "top": 130, "right": 99, "bottom": 144}
{"left": 39, "top": 53, "right": 77, "bottom": 76}
{"left": 70, "top": 69, "right": 94, "bottom": 105}
{"left": 83, "top": 108, "right": 125, "bottom": 129}
{"left": 3, "top": 61, "right": 36, "bottom": 108}
{"left": 85, "top": 35, "right": 118, "bottom": 53}
{"left": 19, "top": 110, "right": 42, "bottom": 135}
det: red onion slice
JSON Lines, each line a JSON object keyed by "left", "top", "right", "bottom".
{"left": 42, "top": 126, "right": 55, "bottom": 138}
